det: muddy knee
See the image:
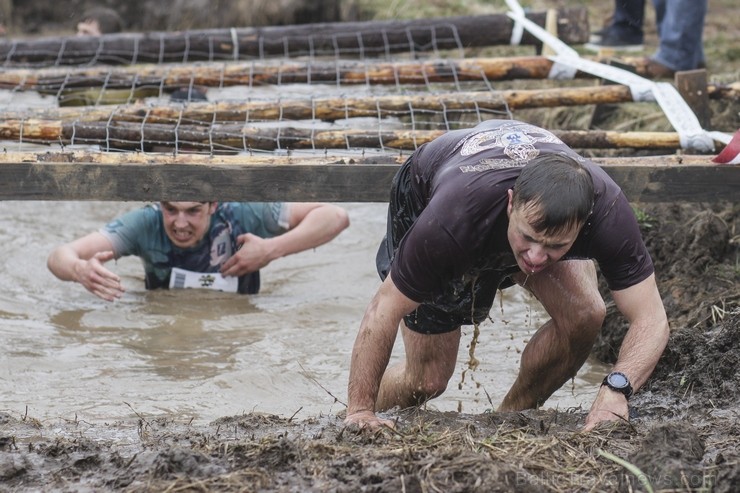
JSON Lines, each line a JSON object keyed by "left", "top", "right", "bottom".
{"left": 568, "top": 297, "right": 606, "bottom": 352}
{"left": 410, "top": 375, "right": 450, "bottom": 404}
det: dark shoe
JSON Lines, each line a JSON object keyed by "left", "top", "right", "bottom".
{"left": 584, "top": 28, "right": 644, "bottom": 52}
{"left": 589, "top": 27, "right": 611, "bottom": 44}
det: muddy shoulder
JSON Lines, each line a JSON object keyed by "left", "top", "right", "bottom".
{"left": 1, "top": 202, "right": 738, "bottom": 492}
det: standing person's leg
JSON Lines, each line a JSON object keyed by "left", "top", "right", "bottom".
{"left": 587, "top": 0, "right": 645, "bottom": 51}
{"left": 611, "top": 0, "right": 646, "bottom": 38}
{"left": 376, "top": 324, "right": 461, "bottom": 411}
{"left": 499, "top": 260, "right": 606, "bottom": 411}
{"left": 652, "top": 0, "right": 666, "bottom": 39}
{"left": 651, "top": 0, "right": 707, "bottom": 72}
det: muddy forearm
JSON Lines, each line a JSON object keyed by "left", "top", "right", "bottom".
{"left": 612, "top": 315, "right": 669, "bottom": 391}
{"left": 346, "top": 300, "right": 398, "bottom": 414}
{"left": 610, "top": 275, "right": 670, "bottom": 392}
{"left": 347, "top": 276, "right": 419, "bottom": 415}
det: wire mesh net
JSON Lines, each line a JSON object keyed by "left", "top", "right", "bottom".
{"left": 0, "top": 16, "right": 545, "bottom": 157}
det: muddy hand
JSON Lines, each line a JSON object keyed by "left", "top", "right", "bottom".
{"left": 583, "top": 387, "right": 629, "bottom": 431}
{"left": 343, "top": 410, "right": 395, "bottom": 431}
{"left": 221, "top": 233, "right": 273, "bottom": 277}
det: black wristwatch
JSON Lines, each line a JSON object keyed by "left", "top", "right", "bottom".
{"left": 602, "top": 371, "right": 633, "bottom": 399}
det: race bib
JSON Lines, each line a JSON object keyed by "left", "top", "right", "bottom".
{"left": 168, "top": 267, "right": 238, "bottom": 293}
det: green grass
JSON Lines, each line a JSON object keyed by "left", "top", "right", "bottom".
{"left": 632, "top": 206, "right": 654, "bottom": 230}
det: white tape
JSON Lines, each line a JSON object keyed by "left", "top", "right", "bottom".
{"left": 651, "top": 83, "right": 714, "bottom": 152}
{"left": 505, "top": 9, "right": 579, "bottom": 59}
{"left": 707, "top": 130, "right": 733, "bottom": 146}
{"left": 548, "top": 55, "right": 654, "bottom": 101}
{"left": 505, "top": 2, "right": 715, "bottom": 152}
{"left": 231, "top": 27, "right": 239, "bottom": 60}
{"left": 547, "top": 61, "right": 578, "bottom": 80}
{"left": 505, "top": 0, "right": 525, "bottom": 46}
{"left": 505, "top": 9, "right": 579, "bottom": 79}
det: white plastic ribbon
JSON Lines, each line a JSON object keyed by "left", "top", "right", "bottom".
{"left": 504, "top": 0, "right": 718, "bottom": 152}
{"left": 505, "top": 0, "right": 525, "bottom": 46}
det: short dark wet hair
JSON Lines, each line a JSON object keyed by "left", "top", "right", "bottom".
{"left": 80, "top": 7, "right": 123, "bottom": 34}
{"left": 511, "top": 153, "right": 594, "bottom": 235}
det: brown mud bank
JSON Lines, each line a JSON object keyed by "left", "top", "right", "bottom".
{"left": 0, "top": 203, "right": 738, "bottom": 492}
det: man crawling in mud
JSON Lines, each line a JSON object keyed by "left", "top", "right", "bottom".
{"left": 345, "top": 119, "right": 670, "bottom": 431}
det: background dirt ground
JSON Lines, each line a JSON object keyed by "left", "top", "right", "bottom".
{"left": 0, "top": 1, "right": 738, "bottom": 492}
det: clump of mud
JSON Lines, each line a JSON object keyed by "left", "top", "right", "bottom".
{"left": 593, "top": 200, "right": 739, "bottom": 364}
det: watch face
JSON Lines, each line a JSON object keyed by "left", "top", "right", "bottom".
{"left": 608, "top": 372, "right": 629, "bottom": 388}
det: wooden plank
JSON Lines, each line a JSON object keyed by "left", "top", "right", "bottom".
{"left": 601, "top": 165, "right": 738, "bottom": 203}
{"left": 0, "top": 162, "right": 396, "bottom": 202}
{"left": 0, "top": 153, "right": 735, "bottom": 203}
{"left": 0, "top": 8, "right": 589, "bottom": 67}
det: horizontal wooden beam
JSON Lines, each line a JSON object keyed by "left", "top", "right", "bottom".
{"left": 0, "top": 152, "right": 735, "bottom": 203}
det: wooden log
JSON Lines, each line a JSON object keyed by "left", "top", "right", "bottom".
{"left": 4, "top": 56, "right": 738, "bottom": 94}
{"left": 2, "top": 83, "right": 737, "bottom": 125}
{"left": 0, "top": 86, "right": 639, "bottom": 124}
{"left": 0, "top": 119, "right": 727, "bottom": 152}
{"left": 1, "top": 57, "right": 561, "bottom": 92}
{"left": 708, "top": 81, "right": 740, "bottom": 100}
{"left": 0, "top": 152, "right": 735, "bottom": 203}
{"left": 0, "top": 8, "right": 589, "bottom": 67}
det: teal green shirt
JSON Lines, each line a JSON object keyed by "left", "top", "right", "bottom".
{"left": 100, "top": 202, "right": 289, "bottom": 294}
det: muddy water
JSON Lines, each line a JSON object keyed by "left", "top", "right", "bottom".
{"left": 0, "top": 201, "right": 609, "bottom": 426}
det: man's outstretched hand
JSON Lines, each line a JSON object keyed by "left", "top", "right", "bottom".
{"left": 75, "top": 251, "right": 125, "bottom": 302}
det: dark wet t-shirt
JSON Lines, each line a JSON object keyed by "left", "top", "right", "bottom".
{"left": 390, "top": 119, "right": 654, "bottom": 303}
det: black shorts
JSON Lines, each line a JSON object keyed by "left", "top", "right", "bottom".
{"left": 375, "top": 158, "right": 518, "bottom": 335}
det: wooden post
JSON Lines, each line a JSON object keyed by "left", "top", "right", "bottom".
{"left": 675, "top": 69, "right": 711, "bottom": 129}
{"left": 541, "top": 9, "right": 559, "bottom": 57}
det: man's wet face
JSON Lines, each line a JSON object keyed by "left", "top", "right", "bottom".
{"left": 160, "top": 202, "right": 216, "bottom": 248}
{"left": 506, "top": 201, "right": 580, "bottom": 275}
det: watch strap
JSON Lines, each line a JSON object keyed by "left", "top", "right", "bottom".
{"left": 602, "top": 371, "right": 633, "bottom": 399}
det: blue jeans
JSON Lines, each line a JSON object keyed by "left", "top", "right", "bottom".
{"left": 652, "top": 0, "right": 707, "bottom": 71}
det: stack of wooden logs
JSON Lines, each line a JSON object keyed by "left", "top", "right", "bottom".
{"left": 0, "top": 7, "right": 736, "bottom": 202}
